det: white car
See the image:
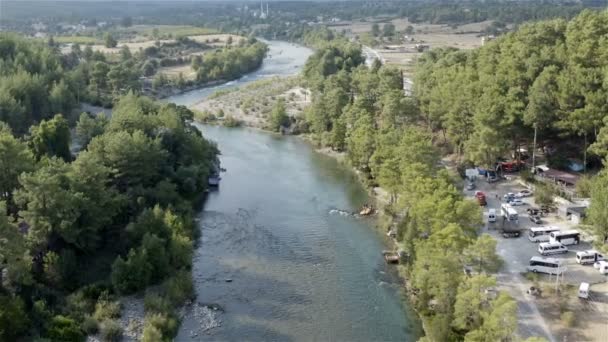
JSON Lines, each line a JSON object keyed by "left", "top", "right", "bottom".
{"left": 503, "top": 192, "right": 515, "bottom": 201}
{"left": 515, "top": 189, "right": 533, "bottom": 198}
{"left": 510, "top": 198, "right": 524, "bottom": 206}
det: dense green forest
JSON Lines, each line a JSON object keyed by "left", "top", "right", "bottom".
{"left": 300, "top": 32, "right": 516, "bottom": 342}
{"left": 0, "top": 34, "right": 219, "bottom": 341}
{"left": 299, "top": 10, "right": 608, "bottom": 340}
{"left": 412, "top": 9, "right": 608, "bottom": 245}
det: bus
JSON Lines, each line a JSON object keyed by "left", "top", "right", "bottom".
{"left": 527, "top": 256, "right": 564, "bottom": 275}
{"left": 549, "top": 230, "right": 581, "bottom": 246}
{"left": 528, "top": 226, "right": 560, "bottom": 242}
{"left": 576, "top": 250, "right": 605, "bottom": 265}
{"left": 501, "top": 203, "right": 518, "bottom": 222}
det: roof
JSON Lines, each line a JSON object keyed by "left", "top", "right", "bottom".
{"left": 530, "top": 256, "right": 561, "bottom": 263}
{"left": 538, "top": 168, "right": 580, "bottom": 186}
{"left": 567, "top": 206, "right": 587, "bottom": 217}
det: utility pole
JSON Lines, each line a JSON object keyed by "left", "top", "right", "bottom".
{"left": 532, "top": 123, "right": 537, "bottom": 170}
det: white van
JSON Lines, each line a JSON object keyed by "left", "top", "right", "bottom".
{"left": 596, "top": 261, "right": 608, "bottom": 274}
{"left": 576, "top": 250, "right": 605, "bottom": 265}
{"left": 488, "top": 209, "right": 496, "bottom": 223}
{"left": 527, "top": 256, "right": 564, "bottom": 275}
{"left": 538, "top": 242, "right": 568, "bottom": 256}
{"left": 578, "top": 282, "right": 590, "bottom": 299}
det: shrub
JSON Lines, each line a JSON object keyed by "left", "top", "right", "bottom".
{"left": 99, "top": 319, "right": 122, "bottom": 342}
{"left": 534, "top": 183, "right": 555, "bottom": 207}
{"left": 520, "top": 169, "right": 535, "bottom": 183}
{"left": 141, "top": 233, "right": 170, "bottom": 281}
{"left": 47, "top": 315, "right": 85, "bottom": 342}
{"left": 144, "top": 293, "right": 172, "bottom": 314}
{"left": 66, "top": 291, "right": 95, "bottom": 321}
{"left": 163, "top": 271, "right": 194, "bottom": 304}
{"left": 82, "top": 315, "right": 98, "bottom": 334}
{"left": 222, "top": 116, "right": 242, "bottom": 127}
{"left": 93, "top": 297, "right": 121, "bottom": 322}
{"left": 142, "top": 324, "right": 163, "bottom": 342}
{"left": 144, "top": 313, "right": 178, "bottom": 339}
{"left": 560, "top": 311, "right": 575, "bottom": 327}
{"left": 0, "top": 295, "right": 30, "bottom": 341}
{"left": 169, "top": 234, "right": 193, "bottom": 269}
{"left": 576, "top": 175, "right": 593, "bottom": 198}
{"left": 111, "top": 248, "right": 152, "bottom": 294}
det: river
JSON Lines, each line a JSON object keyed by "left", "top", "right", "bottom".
{"left": 169, "top": 40, "right": 422, "bottom": 341}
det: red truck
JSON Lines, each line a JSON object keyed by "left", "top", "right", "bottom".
{"left": 475, "top": 191, "right": 487, "bottom": 206}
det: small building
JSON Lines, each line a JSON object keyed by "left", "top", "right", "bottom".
{"left": 567, "top": 206, "right": 587, "bottom": 225}
{"left": 535, "top": 165, "right": 580, "bottom": 187}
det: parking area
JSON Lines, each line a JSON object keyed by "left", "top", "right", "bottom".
{"left": 463, "top": 174, "right": 608, "bottom": 341}
{"left": 465, "top": 175, "right": 606, "bottom": 285}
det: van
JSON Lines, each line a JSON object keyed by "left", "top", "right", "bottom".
{"left": 538, "top": 242, "right": 568, "bottom": 256}
{"left": 576, "top": 250, "right": 605, "bottom": 265}
{"left": 488, "top": 209, "right": 496, "bottom": 223}
{"left": 596, "top": 261, "right": 608, "bottom": 274}
{"left": 578, "top": 282, "right": 590, "bottom": 299}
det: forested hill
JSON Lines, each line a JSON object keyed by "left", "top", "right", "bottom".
{"left": 412, "top": 9, "right": 608, "bottom": 251}
{"left": 414, "top": 9, "right": 608, "bottom": 168}
{"left": 0, "top": 34, "right": 219, "bottom": 341}
{"left": 297, "top": 11, "right": 608, "bottom": 340}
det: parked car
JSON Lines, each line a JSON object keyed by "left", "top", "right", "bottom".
{"left": 502, "top": 229, "right": 521, "bottom": 238}
{"left": 527, "top": 207, "right": 541, "bottom": 216}
{"left": 503, "top": 192, "right": 515, "bottom": 201}
{"left": 466, "top": 182, "right": 475, "bottom": 190}
{"left": 530, "top": 215, "right": 542, "bottom": 224}
{"left": 515, "top": 189, "right": 533, "bottom": 198}
{"left": 510, "top": 198, "right": 524, "bottom": 206}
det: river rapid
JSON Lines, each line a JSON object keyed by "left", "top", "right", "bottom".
{"left": 169, "top": 40, "right": 422, "bottom": 341}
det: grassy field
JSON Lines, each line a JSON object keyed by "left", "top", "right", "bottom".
{"left": 53, "top": 35, "right": 101, "bottom": 44}
{"left": 120, "top": 25, "right": 218, "bottom": 38}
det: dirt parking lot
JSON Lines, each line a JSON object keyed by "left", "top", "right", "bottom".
{"left": 464, "top": 175, "right": 608, "bottom": 341}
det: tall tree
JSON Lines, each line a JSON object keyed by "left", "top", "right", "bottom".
{"left": 28, "top": 114, "right": 71, "bottom": 162}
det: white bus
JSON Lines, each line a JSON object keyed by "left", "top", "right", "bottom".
{"left": 576, "top": 250, "right": 605, "bottom": 265}
{"left": 538, "top": 242, "right": 568, "bottom": 256}
{"left": 501, "top": 203, "right": 518, "bottom": 222}
{"left": 549, "top": 230, "right": 581, "bottom": 246}
{"left": 528, "top": 226, "right": 560, "bottom": 242}
{"left": 527, "top": 256, "right": 564, "bottom": 275}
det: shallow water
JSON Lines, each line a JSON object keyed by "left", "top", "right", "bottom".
{"left": 169, "top": 41, "right": 422, "bottom": 341}
{"left": 167, "top": 40, "right": 313, "bottom": 107}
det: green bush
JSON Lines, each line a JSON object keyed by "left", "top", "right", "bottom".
{"left": 47, "top": 315, "right": 85, "bottom": 342}
{"left": 111, "top": 248, "right": 152, "bottom": 294}
{"left": 222, "top": 115, "right": 242, "bottom": 127}
{"left": 560, "top": 311, "right": 575, "bottom": 327}
{"left": 99, "top": 319, "right": 122, "bottom": 342}
{"left": 141, "top": 233, "right": 170, "bottom": 281}
{"left": 142, "top": 324, "right": 163, "bottom": 342}
{"left": 93, "top": 297, "right": 121, "bottom": 322}
{"left": 0, "top": 295, "right": 30, "bottom": 341}
{"left": 82, "top": 315, "right": 98, "bottom": 334}
{"left": 144, "top": 293, "right": 172, "bottom": 314}
{"left": 520, "top": 169, "right": 535, "bottom": 183}
{"left": 144, "top": 313, "right": 178, "bottom": 339}
{"left": 163, "top": 271, "right": 194, "bottom": 304}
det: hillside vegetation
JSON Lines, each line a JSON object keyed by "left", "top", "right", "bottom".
{"left": 0, "top": 34, "right": 219, "bottom": 341}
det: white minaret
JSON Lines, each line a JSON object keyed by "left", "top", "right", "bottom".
{"left": 266, "top": 3, "right": 269, "bottom": 17}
